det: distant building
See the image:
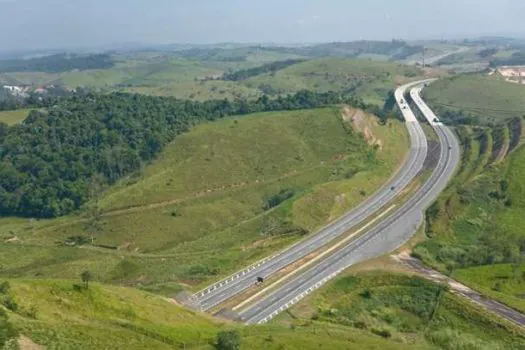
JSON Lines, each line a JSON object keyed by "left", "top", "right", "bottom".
{"left": 2, "top": 85, "right": 23, "bottom": 93}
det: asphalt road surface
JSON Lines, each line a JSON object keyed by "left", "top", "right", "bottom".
{"left": 239, "top": 84, "right": 460, "bottom": 324}
{"left": 192, "top": 81, "right": 430, "bottom": 312}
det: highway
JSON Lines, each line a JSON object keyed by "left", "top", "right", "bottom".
{"left": 192, "top": 80, "right": 430, "bottom": 311}
{"left": 239, "top": 84, "right": 460, "bottom": 324}
{"left": 407, "top": 47, "right": 469, "bottom": 66}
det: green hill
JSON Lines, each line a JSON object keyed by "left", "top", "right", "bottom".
{"left": 0, "top": 107, "right": 408, "bottom": 295}
{"left": 1, "top": 55, "right": 430, "bottom": 103}
{"left": 1, "top": 277, "right": 452, "bottom": 349}
{"left": 242, "top": 58, "right": 423, "bottom": 105}
{"left": 423, "top": 75, "right": 525, "bottom": 124}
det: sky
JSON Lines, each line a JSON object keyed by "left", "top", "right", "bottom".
{"left": 0, "top": 0, "right": 524, "bottom": 51}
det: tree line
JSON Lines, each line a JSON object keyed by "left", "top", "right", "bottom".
{"left": 489, "top": 51, "right": 525, "bottom": 67}
{"left": 221, "top": 59, "right": 306, "bottom": 81}
{"left": 0, "top": 53, "right": 115, "bottom": 73}
{"left": 0, "top": 90, "right": 364, "bottom": 218}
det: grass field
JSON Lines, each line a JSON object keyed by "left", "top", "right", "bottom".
{"left": 0, "top": 109, "right": 30, "bottom": 125}
{"left": 423, "top": 75, "right": 525, "bottom": 124}
{"left": 281, "top": 271, "right": 525, "bottom": 349}
{"left": 0, "top": 107, "right": 409, "bottom": 294}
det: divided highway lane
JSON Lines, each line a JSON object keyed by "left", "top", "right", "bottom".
{"left": 193, "top": 81, "right": 429, "bottom": 311}
{"left": 240, "top": 85, "right": 460, "bottom": 324}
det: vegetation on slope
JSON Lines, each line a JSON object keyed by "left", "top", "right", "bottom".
{"left": 0, "top": 90, "right": 358, "bottom": 218}
{"left": 283, "top": 271, "right": 525, "bottom": 349}
{"left": 221, "top": 59, "right": 307, "bottom": 81}
{"left": 0, "top": 277, "right": 448, "bottom": 349}
{"left": 414, "top": 119, "right": 525, "bottom": 313}
{"left": 1, "top": 55, "right": 430, "bottom": 104}
{"left": 262, "top": 40, "right": 423, "bottom": 60}
{"left": 0, "top": 107, "right": 408, "bottom": 294}
{"left": 423, "top": 75, "right": 525, "bottom": 125}
{"left": 242, "top": 58, "right": 423, "bottom": 105}
{"left": 0, "top": 53, "right": 115, "bottom": 73}
{"left": 2, "top": 278, "right": 221, "bottom": 349}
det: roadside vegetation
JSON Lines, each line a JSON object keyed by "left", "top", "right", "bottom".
{"left": 283, "top": 271, "right": 525, "bottom": 349}
{"left": 7, "top": 273, "right": 519, "bottom": 350}
{"left": 0, "top": 277, "right": 448, "bottom": 349}
{"left": 413, "top": 117, "right": 525, "bottom": 314}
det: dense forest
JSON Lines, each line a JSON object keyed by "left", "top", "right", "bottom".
{"left": 0, "top": 53, "right": 115, "bottom": 73}
{"left": 0, "top": 90, "right": 364, "bottom": 218}
{"left": 222, "top": 59, "right": 306, "bottom": 81}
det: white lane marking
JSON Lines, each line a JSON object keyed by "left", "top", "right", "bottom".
{"left": 233, "top": 204, "right": 397, "bottom": 311}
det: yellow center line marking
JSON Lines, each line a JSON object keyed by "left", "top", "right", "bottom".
{"left": 233, "top": 204, "right": 397, "bottom": 312}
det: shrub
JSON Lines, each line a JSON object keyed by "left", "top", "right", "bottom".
{"left": 2, "top": 296, "right": 18, "bottom": 312}
{"left": 216, "top": 330, "right": 240, "bottom": 350}
{"left": 371, "top": 327, "right": 392, "bottom": 338}
{"left": 0, "top": 282, "right": 10, "bottom": 295}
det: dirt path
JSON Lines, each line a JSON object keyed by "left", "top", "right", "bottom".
{"left": 18, "top": 336, "right": 45, "bottom": 350}
{"left": 393, "top": 253, "right": 525, "bottom": 330}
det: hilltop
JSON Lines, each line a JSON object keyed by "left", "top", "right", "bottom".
{"left": 423, "top": 75, "right": 525, "bottom": 125}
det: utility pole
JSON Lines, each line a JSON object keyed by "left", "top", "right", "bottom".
{"left": 422, "top": 46, "right": 425, "bottom": 68}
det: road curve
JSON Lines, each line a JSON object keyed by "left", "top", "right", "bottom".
{"left": 240, "top": 84, "right": 460, "bottom": 324}
{"left": 193, "top": 80, "right": 430, "bottom": 311}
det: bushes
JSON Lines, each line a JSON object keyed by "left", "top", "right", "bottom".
{"left": 427, "top": 328, "right": 500, "bottom": 350}
{"left": 263, "top": 189, "right": 295, "bottom": 210}
{"left": 0, "top": 308, "right": 18, "bottom": 349}
{"left": 215, "top": 330, "right": 240, "bottom": 350}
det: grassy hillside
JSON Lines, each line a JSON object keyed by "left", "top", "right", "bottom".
{"left": 0, "top": 107, "right": 409, "bottom": 294}
{"left": 413, "top": 119, "right": 525, "bottom": 314}
{"left": 1, "top": 56, "right": 430, "bottom": 103}
{"left": 281, "top": 271, "right": 525, "bottom": 349}
{"left": 3, "top": 279, "right": 220, "bottom": 349}
{"left": 0, "top": 109, "right": 29, "bottom": 125}
{"left": 424, "top": 75, "right": 525, "bottom": 124}
{"left": 243, "top": 58, "right": 423, "bottom": 105}
{"left": 1, "top": 278, "right": 448, "bottom": 349}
